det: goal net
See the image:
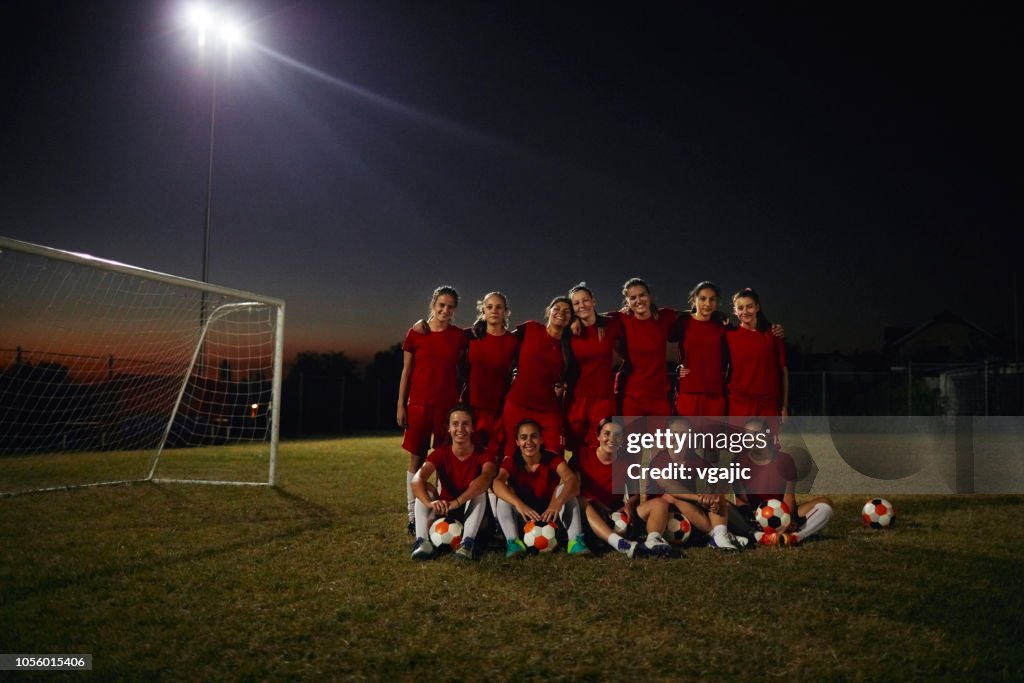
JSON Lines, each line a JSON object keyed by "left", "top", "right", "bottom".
{"left": 0, "top": 236, "right": 284, "bottom": 496}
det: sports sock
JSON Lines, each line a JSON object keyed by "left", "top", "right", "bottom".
{"left": 795, "top": 502, "right": 832, "bottom": 541}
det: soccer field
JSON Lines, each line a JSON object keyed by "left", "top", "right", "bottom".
{"left": 1, "top": 436, "right": 1022, "bottom": 681}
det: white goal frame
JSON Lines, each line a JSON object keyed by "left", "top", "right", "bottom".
{"left": 0, "top": 236, "right": 284, "bottom": 495}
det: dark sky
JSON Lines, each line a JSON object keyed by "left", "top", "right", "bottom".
{"left": 3, "top": 1, "right": 1020, "bottom": 361}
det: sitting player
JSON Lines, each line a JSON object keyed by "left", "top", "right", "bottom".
{"left": 731, "top": 417, "right": 833, "bottom": 545}
{"left": 572, "top": 417, "right": 672, "bottom": 558}
{"left": 491, "top": 419, "right": 590, "bottom": 557}
{"left": 647, "top": 417, "right": 748, "bottom": 551}
{"left": 410, "top": 405, "right": 496, "bottom": 560}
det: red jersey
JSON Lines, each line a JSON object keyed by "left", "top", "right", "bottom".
{"left": 725, "top": 326, "right": 786, "bottom": 403}
{"left": 616, "top": 308, "right": 679, "bottom": 401}
{"left": 426, "top": 444, "right": 491, "bottom": 502}
{"left": 467, "top": 331, "right": 518, "bottom": 412}
{"left": 571, "top": 448, "right": 623, "bottom": 509}
{"left": 570, "top": 315, "right": 622, "bottom": 399}
{"left": 402, "top": 325, "right": 467, "bottom": 407}
{"left": 675, "top": 316, "right": 727, "bottom": 397}
{"left": 500, "top": 450, "right": 566, "bottom": 507}
{"left": 733, "top": 450, "right": 798, "bottom": 508}
{"left": 645, "top": 449, "right": 708, "bottom": 495}
{"left": 505, "top": 321, "right": 565, "bottom": 413}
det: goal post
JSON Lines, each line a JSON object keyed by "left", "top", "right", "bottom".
{"left": 0, "top": 236, "right": 285, "bottom": 496}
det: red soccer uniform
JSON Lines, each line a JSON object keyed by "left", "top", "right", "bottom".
{"left": 426, "top": 444, "right": 492, "bottom": 502}
{"left": 467, "top": 331, "right": 518, "bottom": 412}
{"left": 725, "top": 326, "right": 786, "bottom": 409}
{"left": 616, "top": 309, "right": 679, "bottom": 412}
{"left": 645, "top": 449, "right": 708, "bottom": 496}
{"left": 401, "top": 325, "right": 467, "bottom": 408}
{"left": 571, "top": 447, "right": 624, "bottom": 510}
{"left": 500, "top": 451, "right": 566, "bottom": 509}
{"left": 570, "top": 316, "right": 623, "bottom": 399}
{"left": 675, "top": 316, "right": 727, "bottom": 398}
{"left": 505, "top": 321, "right": 565, "bottom": 412}
{"left": 733, "top": 450, "right": 798, "bottom": 509}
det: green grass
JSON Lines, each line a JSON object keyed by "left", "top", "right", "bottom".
{"left": 1, "top": 436, "right": 1022, "bottom": 681}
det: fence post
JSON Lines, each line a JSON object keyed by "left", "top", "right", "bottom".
{"left": 821, "top": 371, "right": 827, "bottom": 416}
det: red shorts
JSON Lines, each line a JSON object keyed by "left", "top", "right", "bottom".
{"left": 565, "top": 395, "right": 618, "bottom": 454}
{"left": 728, "top": 394, "right": 781, "bottom": 443}
{"left": 401, "top": 403, "right": 450, "bottom": 457}
{"left": 622, "top": 394, "right": 671, "bottom": 418}
{"left": 676, "top": 393, "right": 727, "bottom": 419}
{"left": 501, "top": 400, "right": 564, "bottom": 458}
{"left": 471, "top": 406, "right": 504, "bottom": 462}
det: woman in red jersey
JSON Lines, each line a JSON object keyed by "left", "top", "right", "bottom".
{"left": 673, "top": 281, "right": 730, "bottom": 419}
{"left": 500, "top": 296, "right": 574, "bottom": 458}
{"left": 398, "top": 285, "right": 468, "bottom": 533}
{"left": 572, "top": 418, "right": 673, "bottom": 558}
{"left": 731, "top": 418, "right": 833, "bottom": 546}
{"left": 615, "top": 277, "right": 680, "bottom": 417}
{"left": 410, "top": 405, "right": 496, "bottom": 560}
{"left": 564, "top": 282, "right": 623, "bottom": 456}
{"left": 492, "top": 419, "right": 590, "bottom": 557}
{"left": 725, "top": 288, "right": 788, "bottom": 438}
{"left": 465, "top": 292, "right": 518, "bottom": 461}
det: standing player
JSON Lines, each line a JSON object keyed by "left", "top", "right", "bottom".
{"left": 565, "top": 282, "right": 623, "bottom": 456}
{"left": 672, "top": 281, "right": 730, "bottom": 419}
{"left": 491, "top": 419, "right": 590, "bottom": 557}
{"left": 725, "top": 288, "right": 788, "bottom": 440}
{"left": 573, "top": 418, "right": 673, "bottom": 557}
{"left": 465, "top": 292, "right": 518, "bottom": 461}
{"left": 501, "top": 297, "right": 574, "bottom": 458}
{"left": 731, "top": 418, "right": 833, "bottom": 545}
{"left": 398, "top": 286, "right": 468, "bottom": 534}
{"left": 615, "top": 278, "right": 679, "bottom": 417}
{"left": 410, "top": 405, "right": 496, "bottom": 560}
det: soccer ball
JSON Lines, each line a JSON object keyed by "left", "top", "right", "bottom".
{"left": 610, "top": 510, "right": 630, "bottom": 534}
{"left": 429, "top": 516, "right": 463, "bottom": 550}
{"left": 862, "top": 498, "right": 896, "bottom": 529}
{"left": 666, "top": 511, "right": 691, "bottom": 545}
{"left": 523, "top": 520, "right": 559, "bottom": 552}
{"left": 756, "top": 499, "right": 792, "bottom": 532}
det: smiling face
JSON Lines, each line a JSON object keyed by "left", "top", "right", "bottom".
{"left": 625, "top": 284, "right": 651, "bottom": 319}
{"left": 448, "top": 409, "right": 474, "bottom": 445}
{"left": 432, "top": 294, "right": 457, "bottom": 326}
{"left": 691, "top": 287, "right": 719, "bottom": 321}
{"left": 596, "top": 421, "right": 624, "bottom": 457}
{"left": 570, "top": 289, "right": 596, "bottom": 325}
{"left": 733, "top": 295, "right": 759, "bottom": 329}
{"left": 547, "top": 301, "right": 572, "bottom": 329}
{"left": 516, "top": 422, "right": 542, "bottom": 460}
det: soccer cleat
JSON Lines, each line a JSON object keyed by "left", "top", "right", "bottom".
{"left": 756, "top": 531, "right": 781, "bottom": 547}
{"left": 411, "top": 537, "right": 436, "bottom": 560}
{"left": 455, "top": 536, "right": 476, "bottom": 561}
{"left": 407, "top": 520, "right": 415, "bottom": 535}
{"left": 732, "top": 533, "right": 751, "bottom": 549}
{"left": 567, "top": 534, "right": 592, "bottom": 556}
{"left": 779, "top": 533, "right": 800, "bottom": 547}
{"left": 708, "top": 532, "right": 739, "bottom": 551}
{"left": 506, "top": 538, "right": 528, "bottom": 558}
{"left": 646, "top": 535, "right": 672, "bottom": 557}
{"left": 626, "top": 541, "right": 648, "bottom": 559}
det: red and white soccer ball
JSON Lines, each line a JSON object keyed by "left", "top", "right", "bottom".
{"left": 610, "top": 510, "right": 630, "bottom": 534}
{"left": 862, "top": 498, "right": 896, "bottom": 529}
{"left": 523, "top": 520, "right": 559, "bottom": 552}
{"left": 429, "top": 516, "right": 463, "bottom": 550}
{"left": 756, "top": 498, "right": 792, "bottom": 532}
{"left": 666, "top": 511, "right": 691, "bottom": 545}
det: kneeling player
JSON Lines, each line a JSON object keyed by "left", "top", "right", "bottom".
{"left": 411, "top": 405, "right": 496, "bottom": 560}
{"left": 492, "top": 419, "right": 590, "bottom": 557}
{"left": 572, "top": 418, "right": 672, "bottom": 558}
{"left": 731, "top": 418, "right": 833, "bottom": 545}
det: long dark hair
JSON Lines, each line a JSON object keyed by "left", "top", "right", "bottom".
{"left": 732, "top": 287, "right": 772, "bottom": 332}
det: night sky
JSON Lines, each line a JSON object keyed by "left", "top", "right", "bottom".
{"left": 3, "top": 1, "right": 1020, "bottom": 361}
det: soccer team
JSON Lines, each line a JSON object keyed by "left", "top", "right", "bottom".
{"left": 399, "top": 279, "right": 833, "bottom": 560}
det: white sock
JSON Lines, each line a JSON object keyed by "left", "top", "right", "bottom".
{"left": 608, "top": 532, "right": 629, "bottom": 553}
{"left": 462, "top": 493, "right": 488, "bottom": 539}
{"left": 795, "top": 503, "right": 832, "bottom": 541}
{"left": 406, "top": 472, "right": 415, "bottom": 523}
{"left": 711, "top": 524, "right": 728, "bottom": 538}
{"left": 414, "top": 499, "right": 432, "bottom": 540}
{"left": 495, "top": 499, "right": 520, "bottom": 541}
{"left": 561, "top": 498, "right": 583, "bottom": 540}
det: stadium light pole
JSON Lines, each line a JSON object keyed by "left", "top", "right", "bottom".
{"left": 185, "top": 4, "right": 244, "bottom": 284}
